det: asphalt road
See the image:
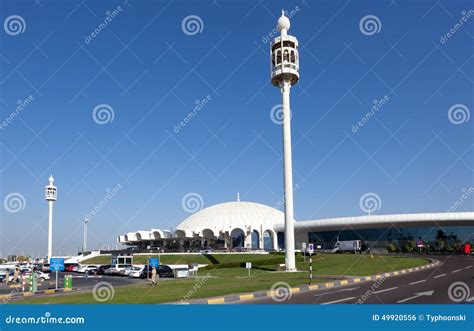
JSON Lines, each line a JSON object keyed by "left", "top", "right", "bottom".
{"left": 0, "top": 272, "right": 145, "bottom": 295}
{"left": 246, "top": 255, "right": 474, "bottom": 304}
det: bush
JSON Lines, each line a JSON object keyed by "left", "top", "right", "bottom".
{"left": 386, "top": 244, "right": 396, "bottom": 253}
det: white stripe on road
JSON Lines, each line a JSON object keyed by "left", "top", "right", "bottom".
{"left": 321, "top": 297, "right": 356, "bottom": 305}
{"left": 451, "top": 269, "right": 461, "bottom": 273}
{"left": 409, "top": 280, "right": 426, "bottom": 285}
{"left": 464, "top": 266, "right": 472, "bottom": 269}
{"left": 314, "top": 287, "right": 360, "bottom": 297}
{"left": 372, "top": 287, "right": 398, "bottom": 294}
{"left": 433, "top": 274, "right": 446, "bottom": 278}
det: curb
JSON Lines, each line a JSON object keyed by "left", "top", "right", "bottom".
{"left": 185, "top": 259, "right": 440, "bottom": 304}
{"left": 0, "top": 287, "right": 77, "bottom": 301}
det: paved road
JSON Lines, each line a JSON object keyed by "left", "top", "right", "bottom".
{"left": 247, "top": 255, "right": 474, "bottom": 304}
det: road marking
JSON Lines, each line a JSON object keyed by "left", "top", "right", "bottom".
{"left": 433, "top": 274, "right": 446, "bottom": 278}
{"left": 321, "top": 296, "right": 356, "bottom": 305}
{"left": 373, "top": 287, "right": 398, "bottom": 294}
{"left": 464, "top": 266, "right": 472, "bottom": 269}
{"left": 239, "top": 294, "right": 254, "bottom": 301}
{"left": 207, "top": 297, "right": 225, "bottom": 304}
{"left": 409, "top": 279, "right": 426, "bottom": 285}
{"left": 451, "top": 269, "right": 461, "bottom": 273}
{"left": 397, "top": 290, "right": 434, "bottom": 303}
{"left": 314, "top": 287, "right": 360, "bottom": 297}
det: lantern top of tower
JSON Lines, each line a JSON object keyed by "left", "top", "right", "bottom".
{"left": 277, "top": 10, "right": 290, "bottom": 34}
{"left": 48, "top": 175, "right": 55, "bottom": 186}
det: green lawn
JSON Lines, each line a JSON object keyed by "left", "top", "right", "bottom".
{"left": 16, "top": 254, "right": 429, "bottom": 304}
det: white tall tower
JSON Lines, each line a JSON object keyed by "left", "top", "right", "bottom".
{"left": 83, "top": 216, "right": 89, "bottom": 253}
{"left": 270, "top": 11, "right": 299, "bottom": 271}
{"left": 45, "top": 175, "right": 57, "bottom": 260}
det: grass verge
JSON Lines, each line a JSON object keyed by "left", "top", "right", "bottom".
{"left": 15, "top": 254, "right": 429, "bottom": 304}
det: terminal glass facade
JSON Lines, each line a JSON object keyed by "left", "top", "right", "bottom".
{"left": 308, "top": 226, "right": 473, "bottom": 251}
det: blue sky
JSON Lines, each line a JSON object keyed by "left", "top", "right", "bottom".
{"left": 0, "top": 0, "right": 472, "bottom": 256}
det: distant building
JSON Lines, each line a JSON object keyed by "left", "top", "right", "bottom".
{"left": 117, "top": 199, "right": 473, "bottom": 252}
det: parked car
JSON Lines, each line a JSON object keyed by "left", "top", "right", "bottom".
{"left": 128, "top": 266, "right": 147, "bottom": 278}
{"left": 77, "top": 265, "right": 98, "bottom": 274}
{"left": 65, "top": 264, "right": 79, "bottom": 272}
{"left": 118, "top": 266, "right": 135, "bottom": 277}
{"left": 155, "top": 265, "right": 174, "bottom": 278}
{"left": 96, "top": 265, "right": 111, "bottom": 275}
{"left": 85, "top": 268, "right": 99, "bottom": 275}
{"left": 106, "top": 264, "right": 132, "bottom": 276}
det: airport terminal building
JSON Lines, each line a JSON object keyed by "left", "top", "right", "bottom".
{"left": 117, "top": 199, "right": 474, "bottom": 252}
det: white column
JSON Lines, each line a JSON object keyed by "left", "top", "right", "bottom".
{"left": 272, "top": 231, "right": 279, "bottom": 251}
{"left": 48, "top": 201, "right": 53, "bottom": 259}
{"left": 281, "top": 80, "right": 296, "bottom": 271}
{"left": 83, "top": 219, "right": 88, "bottom": 252}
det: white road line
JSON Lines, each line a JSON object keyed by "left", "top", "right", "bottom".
{"left": 314, "top": 287, "right": 360, "bottom": 297}
{"left": 433, "top": 274, "right": 446, "bottom": 279}
{"left": 451, "top": 269, "right": 461, "bottom": 273}
{"left": 373, "top": 287, "right": 398, "bottom": 294}
{"left": 465, "top": 266, "right": 472, "bottom": 269}
{"left": 409, "top": 279, "right": 426, "bottom": 285}
{"left": 321, "top": 296, "right": 356, "bottom": 305}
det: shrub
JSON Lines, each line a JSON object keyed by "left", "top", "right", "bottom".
{"left": 386, "top": 244, "right": 396, "bottom": 253}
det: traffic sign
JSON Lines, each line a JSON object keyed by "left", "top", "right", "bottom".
{"left": 49, "top": 258, "right": 64, "bottom": 271}
{"left": 245, "top": 262, "right": 252, "bottom": 269}
{"left": 308, "top": 243, "right": 314, "bottom": 254}
{"left": 149, "top": 258, "right": 159, "bottom": 268}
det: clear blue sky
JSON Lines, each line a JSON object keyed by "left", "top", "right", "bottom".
{"left": 1, "top": 0, "right": 472, "bottom": 256}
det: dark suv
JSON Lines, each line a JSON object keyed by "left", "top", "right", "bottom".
{"left": 155, "top": 265, "right": 174, "bottom": 278}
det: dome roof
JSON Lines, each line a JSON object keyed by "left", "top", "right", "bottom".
{"left": 176, "top": 201, "right": 284, "bottom": 235}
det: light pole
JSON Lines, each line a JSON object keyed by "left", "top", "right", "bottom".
{"left": 270, "top": 11, "right": 300, "bottom": 271}
{"left": 45, "top": 175, "right": 57, "bottom": 260}
{"left": 83, "top": 217, "right": 89, "bottom": 253}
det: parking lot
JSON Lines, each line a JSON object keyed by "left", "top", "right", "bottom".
{"left": 0, "top": 272, "right": 154, "bottom": 296}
